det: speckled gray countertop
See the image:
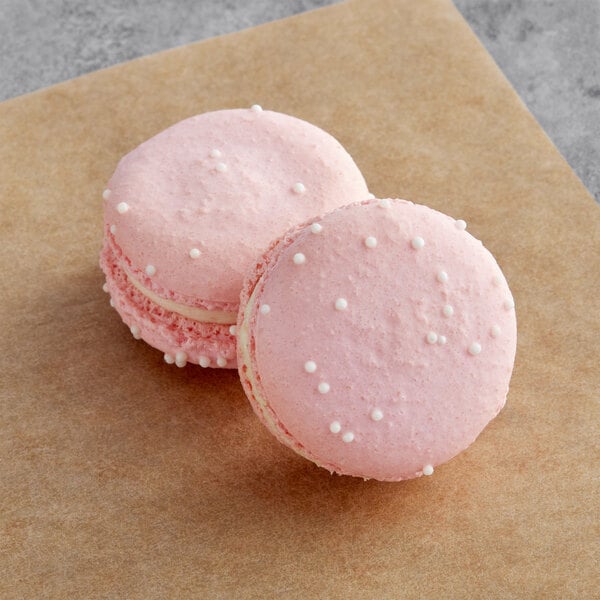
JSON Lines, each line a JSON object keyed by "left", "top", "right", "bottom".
{"left": 1, "top": 0, "right": 598, "bottom": 201}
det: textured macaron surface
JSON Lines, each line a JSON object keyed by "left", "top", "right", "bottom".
{"left": 239, "top": 200, "right": 517, "bottom": 481}
{"left": 100, "top": 239, "right": 237, "bottom": 368}
{"left": 103, "top": 108, "right": 369, "bottom": 306}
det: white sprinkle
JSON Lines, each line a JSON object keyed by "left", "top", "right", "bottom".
{"left": 318, "top": 382, "right": 330, "bottom": 394}
{"left": 116, "top": 202, "right": 129, "bottom": 214}
{"left": 491, "top": 325, "right": 501, "bottom": 338}
{"left": 378, "top": 198, "right": 391, "bottom": 208}
{"left": 367, "top": 193, "right": 376, "bottom": 200}
{"left": 304, "top": 360, "right": 317, "bottom": 373}
{"left": 229, "top": 325, "right": 237, "bottom": 335}
{"left": 504, "top": 298, "right": 515, "bottom": 310}
{"left": 437, "top": 270, "right": 449, "bottom": 283}
{"left": 310, "top": 223, "right": 322, "bottom": 234}
{"left": 455, "top": 219, "right": 467, "bottom": 230}
{"left": 364, "top": 236, "right": 377, "bottom": 248}
{"left": 335, "top": 298, "right": 348, "bottom": 311}
{"left": 130, "top": 325, "right": 141, "bottom": 339}
{"left": 292, "top": 182, "right": 306, "bottom": 194}
{"left": 189, "top": 248, "right": 201, "bottom": 259}
{"left": 102, "top": 189, "right": 111, "bottom": 200}
{"left": 102, "top": 283, "right": 109, "bottom": 293}
{"left": 329, "top": 421, "right": 341, "bottom": 434}
{"left": 342, "top": 431, "right": 355, "bottom": 443}
{"left": 259, "top": 304, "right": 271, "bottom": 315}
{"left": 216, "top": 357, "right": 227, "bottom": 367}
{"left": 423, "top": 464, "right": 434, "bottom": 476}
{"left": 109, "top": 224, "right": 117, "bottom": 235}
{"left": 250, "top": 104, "right": 263, "bottom": 112}
{"left": 443, "top": 304, "right": 454, "bottom": 317}
{"left": 427, "top": 331, "right": 438, "bottom": 344}
{"left": 371, "top": 408, "right": 383, "bottom": 421}
{"left": 175, "top": 351, "right": 188, "bottom": 368}
{"left": 109, "top": 298, "right": 115, "bottom": 308}
{"left": 145, "top": 265, "right": 156, "bottom": 277}
{"left": 492, "top": 275, "right": 502, "bottom": 286}
{"left": 216, "top": 162, "right": 227, "bottom": 172}
{"left": 469, "top": 342, "right": 482, "bottom": 355}
{"left": 438, "top": 335, "right": 447, "bottom": 345}
{"left": 293, "top": 252, "right": 306, "bottom": 265}
{"left": 411, "top": 236, "right": 425, "bottom": 250}
{"left": 209, "top": 149, "right": 222, "bottom": 158}
{"left": 164, "top": 353, "right": 175, "bottom": 364}
{"left": 199, "top": 356, "right": 210, "bottom": 368}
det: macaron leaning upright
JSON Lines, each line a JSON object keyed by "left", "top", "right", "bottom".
{"left": 237, "top": 199, "right": 517, "bottom": 481}
{"left": 100, "top": 106, "right": 369, "bottom": 368}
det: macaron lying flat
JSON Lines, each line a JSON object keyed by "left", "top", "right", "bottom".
{"left": 237, "top": 199, "right": 517, "bottom": 481}
{"left": 100, "top": 107, "right": 369, "bottom": 368}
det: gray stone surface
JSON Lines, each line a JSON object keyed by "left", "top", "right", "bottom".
{"left": 1, "top": 0, "right": 598, "bottom": 201}
{"left": 455, "top": 0, "right": 600, "bottom": 201}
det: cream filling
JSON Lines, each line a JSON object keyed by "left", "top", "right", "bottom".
{"left": 239, "top": 287, "right": 317, "bottom": 464}
{"left": 126, "top": 270, "right": 237, "bottom": 325}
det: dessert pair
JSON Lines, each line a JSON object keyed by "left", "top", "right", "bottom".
{"left": 100, "top": 107, "right": 516, "bottom": 481}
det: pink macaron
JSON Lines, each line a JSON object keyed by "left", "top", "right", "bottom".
{"left": 100, "top": 107, "right": 369, "bottom": 368}
{"left": 237, "top": 199, "right": 517, "bottom": 481}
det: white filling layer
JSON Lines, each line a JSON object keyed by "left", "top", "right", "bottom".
{"left": 126, "top": 270, "right": 237, "bottom": 325}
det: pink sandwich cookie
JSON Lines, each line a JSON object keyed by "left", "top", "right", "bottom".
{"left": 237, "top": 199, "right": 517, "bottom": 481}
{"left": 100, "top": 107, "right": 369, "bottom": 368}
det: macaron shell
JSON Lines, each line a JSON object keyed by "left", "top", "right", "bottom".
{"left": 103, "top": 108, "right": 369, "bottom": 306}
{"left": 100, "top": 236, "right": 236, "bottom": 368}
{"left": 239, "top": 199, "right": 517, "bottom": 481}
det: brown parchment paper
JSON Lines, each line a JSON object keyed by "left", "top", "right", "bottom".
{"left": 1, "top": 0, "right": 598, "bottom": 597}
